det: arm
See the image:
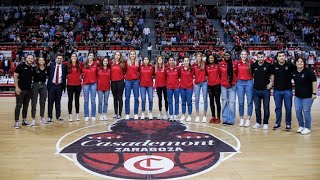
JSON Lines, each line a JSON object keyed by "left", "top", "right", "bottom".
{"left": 312, "top": 81, "right": 317, "bottom": 99}
{"left": 267, "top": 74, "right": 274, "bottom": 90}
{"left": 14, "top": 72, "right": 21, "bottom": 95}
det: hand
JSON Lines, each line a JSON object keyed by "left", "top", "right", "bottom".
{"left": 266, "top": 83, "right": 273, "bottom": 90}
{"left": 312, "top": 94, "right": 317, "bottom": 100}
{"left": 15, "top": 87, "right": 21, "bottom": 95}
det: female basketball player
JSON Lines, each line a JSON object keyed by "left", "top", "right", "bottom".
{"left": 166, "top": 57, "right": 180, "bottom": 121}
{"left": 179, "top": 57, "right": 193, "bottom": 122}
{"left": 155, "top": 55, "right": 168, "bottom": 119}
{"left": 97, "top": 57, "right": 111, "bottom": 121}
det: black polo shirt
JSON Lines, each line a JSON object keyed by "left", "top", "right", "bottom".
{"left": 271, "top": 62, "right": 295, "bottom": 91}
{"left": 14, "top": 62, "right": 33, "bottom": 90}
{"left": 252, "top": 62, "right": 272, "bottom": 90}
{"left": 292, "top": 68, "right": 317, "bottom": 98}
{"left": 33, "top": 67, "right": 47, "bottom": 83}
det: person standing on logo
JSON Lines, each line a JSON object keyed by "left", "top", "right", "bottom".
{"left": 219, "top": 51, "right": 237, "bottom": 125}
{"left": 47, "top": 54, "right": 67, "bottom": 122}
{"left": 193, "top": 52, "right": 208, "bottom": 123}
{"left": 236, "top": 50, "right": 254, "bottom": 127}
{"left": 97, "top": 57, "right": 111, "bottom": 121}
{"left": 179, "top": 57, "right": 193, "bottom": 122}
{"left": 206, "top": 55, "right": 221, "bottom": 124}
{"left": 140, "top": 57, "right": 155, "bottom": 119}
{"left": 82, "top": 52, "right": 98, "bottom": 122}
{"left": 251, "top": 52, "right": 273, "bottom": 130}
{"left": 110, "top": 51, "right": 126, "bottom": 119}
{"left": 155, "top": 55, "right": 168, "bottom": 119}
{"left": 66, "top": 53, "right": 82, "bottom": 122}
{"left": 124, "top": 51, "right": 140, "bottom": 120}
{"left": 30, "top": 57, "right": 48, "bottom": 126}
{"left": 292, "top": 57, "right": 317, "bottom": 135}
{"left": 166, "top": 57, "right": 180, "bottom": 121}
{"left": 271, "top": 51, "right": 295, "bottom": 131}
{"left": 13, "top": 54, "right": 34, "bottom": 129}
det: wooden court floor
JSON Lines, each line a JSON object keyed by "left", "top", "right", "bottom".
{"left": 0, "top": 95, "right": 319, "bottom": 180}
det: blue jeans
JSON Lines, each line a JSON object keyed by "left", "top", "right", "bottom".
{"left": 97, "top": 90, "right": 110, "bottom": 114}
{"left": 221, "top": 86, "right": 236, "bottom": 124}
{"left": 140, "top": 86, "right": 153, "bottom": 112}
{"left": 125, "top": 80, "right": 140, "bottom": 115}
{"left": 294, "top": 97, "right": 314, "bottom": 129}
{"left": 253, "top": 89, "right": 270, "bottom": 124}
{"left": 180, "top": 88, "right": 193, "bottom": 115}
{"left": 194, "top": 81, "right": 208, "bottom": 113}
{"left": 167, "top": 88, "right": 180, "bottom": 115}
{"left": 236, "top": 80, "right": 253, "bottom": 117}
{"left": 83, "top": 83, "right": 97, "bottom": 117}
{"left": 273, "top": 90, "right": 293, "bottom": 127}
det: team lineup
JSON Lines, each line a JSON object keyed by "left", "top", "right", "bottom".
{"left": 13, "top": 50, "right": 317, "bottom": 135}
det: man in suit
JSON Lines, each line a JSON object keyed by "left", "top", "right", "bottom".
{"left": 47, "top": 54, "right": 67, "bottom": 122}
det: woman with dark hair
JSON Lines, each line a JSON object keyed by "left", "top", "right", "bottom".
{"left": 237, "top": 50, "right": 254, "bottom": 127}
{"left": 97, "top": 57, "right": 111, "bottom": 121}
{"left": 293, "top": 57, "right": 317, "bottom": 135}
{"left": 66, "top": 53, "right": 82, "bottom": 122}
{"left": 124, "top": 51, "right": 140, "bottom": 120}
{"left": 206, "top": 55, "right": 221, "bottom": 124}
{"left": 139, "top": 56, "right": 155, "bottom": 119}
{"left": 30, "top": 57, "right": 48, "bottom": 126}
{"left": 179, "top": 57, "right": 193, "bottom": 122}
{"left": 82, "top": 52, "right": 98, "bottom": 122}
{"left": 155, "top": 55, "right": 168, "bottom": 119}
{"left": 166, "top": 57, "right": 180, "bottom": 121}
{"left": 110, "top": 51, "right": 126, "bottom": 119}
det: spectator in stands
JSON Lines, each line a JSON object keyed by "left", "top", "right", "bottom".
{"left": 147, "top": 43, "right": 152, "bottom": 59}
{"left": 2, "top": 57, "right": 11, "bottom": 77}
{"left": 143, "top": 26, "right": 150, "bottom": 43}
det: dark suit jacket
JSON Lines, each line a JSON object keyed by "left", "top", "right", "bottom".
{"left": 47, "top": 62, "right": 67, "bottom": 90}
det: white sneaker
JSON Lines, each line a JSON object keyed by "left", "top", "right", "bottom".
{"left": 180, "top": 115, "right": 185, "bottom": 121}
{"left": 296, "top": 127, "right": 304, "bottom": 133}
{"left": 92, "top": 117, "right": 96, "bottom": 121}
{"left": 40, "top": 117, "right": 48, "bottom": 124}
{"left": 239, "top": 119, "right": 244, "bottom": 127}
{"left": 157, "top": 113, "right": 162, "bottom": 119}
{"left": 301, "top": 128, "right": 311, "bottom": 135}
{"left": 174, "top": 115, "right": 178, "bottom": 121}
{"left": 28, "top": 120, "right": 36, "bottom": 127}
{"left": 252, "top": 123, "right": 261, "bottom": 129}
{"left": 244, "top": 120, "right": 251, "bottom": 127}
{"left": 69, "top": 114, "right": 73, "bottom": 122}
{"left": 141, "top": 113, "right": 145, "bottom": 120}
{"left": 169, "top": 115, "right": 174, "bottom": 121}
{"left": 76, "top": 114, "right": 80, "bottom": 121}
{"left": 186, "top": 116, "right": 191, "bottom": 122}
{"left": 195, "top": 116, "right": 200, "bottom": 123}
{"left": 85, "top": 117, "right": 89, "bottom": 122}
{"left": 125, "top": 115, "right": 130, "bottom": 120}
{"left": 149, "top": 113, "right": 153, "bottom": 119}
{"left": 163, "top": 113, "right": 168, "bottom": 120}
{"left": 103, "top": 114, "right": 108, "bottom": 121}
{"left": 134, "top": 114, "right": 138, "bottom": 120}
{"left": 100, "top": 114, "right": 104, "bottom": 121}
{"left": 202, "top": 117, "right": 207, "bottom": 123}
{"left": 262, "top": 124, "right": 268, "bottom": 130}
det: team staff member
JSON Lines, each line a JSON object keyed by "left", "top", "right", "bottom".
{"left": 97, "top": 57, "right": 111, "bottom": 121}
{"left": 47, "top": 54, "right": 67, "bottom": 122}
{"left": 219, "top": 51, "right": 237, "bottom": 125}
{"left": 179, "top": 57, "right": 193, "bottom": 122}
{"left": 271, "top": 51, "right": 295, "bottom": 131}
{"left": 237, "top": 50, "right": 254, "bottom": 127}
{"left": 30, "top": 57, "right": 48, "bottom": 126}
{"left": 125, "top": 51, "right": 140, "bottom": 120}
{"left": 251, "top": 52, "right": 273, "bottom": 130}
{"left": 110, "top": 51, "right": 126, "bottom": 119}
{"left": 14, "top": 54, "right": 34, "bottom": 129}
{"left": 140, "top": 57, "right": 155, "bottom": 119}
{"left": 66, "top": 53, "right": 82, "bottom": 122}
{"left": 166, "top": 57, "right": 180, "bottom": 121}
{"left": 292, "top": 57, "right": 317, "bottom": 135}
{"left": 155, "top": 56, "right": 168, "bottom": 119}
{"left": 193, "top": 52, "right": 208, "bottom": 123}
{"left": 206, "top": 55, "right": 221, "bottom": 124}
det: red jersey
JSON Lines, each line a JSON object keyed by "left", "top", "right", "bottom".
{"left": 125, "top": 62, "right": 140, "bottom": 80}
{"left": 110, "top": 61, "right": 126, "bottom": 81}
{"left": 155, "top": 66, "right": 166, "bottom": 87}
{"left": 192, "top": 62, "right": 206, "bottom": 84}
{"left": 67, "top": 63, "right": 82, "bottom": 86}
{"left": 206, "top": 64, "right": 220, "bottom": 86}
{"left": 140, "top": 64, "right": 155, "bottom": 87}
{"left": 166, "top": 67, "right": 180, "bottom": 89}
{"left": 97, "top": 67, "right": 111, "bottom": 91}
{"left": 82, "top": 63, "right": 98, "bottom": 85}
{"left": 179, "top": 66, "right": 193, "bottom": 89}
{"left": 236, "top": 60, "right": 253, "bottom": 80}
{"left": 219, "top": 60, "right": 238, "bottom": 88}
{"left": 265, "top": 57, "right": 273, "bottom": 64}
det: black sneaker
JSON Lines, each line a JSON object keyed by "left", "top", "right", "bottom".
{"left": 273, "top": 124, "right": 281, "bottom": 130}
{"left": 14, "top": 121, "right": 20, "bottom": 129}
{"left": 285, "top": 125, "right": 291, "bottom": 132}
{"left": 22, "top": 120, "right": 29, "bottom": 126}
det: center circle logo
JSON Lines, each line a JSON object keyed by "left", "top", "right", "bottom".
{"left": 57, "top": 119, "right": 240, "bottom": 179}
{"left": 124, "top": 155, "right": 174, "bottom": 174}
